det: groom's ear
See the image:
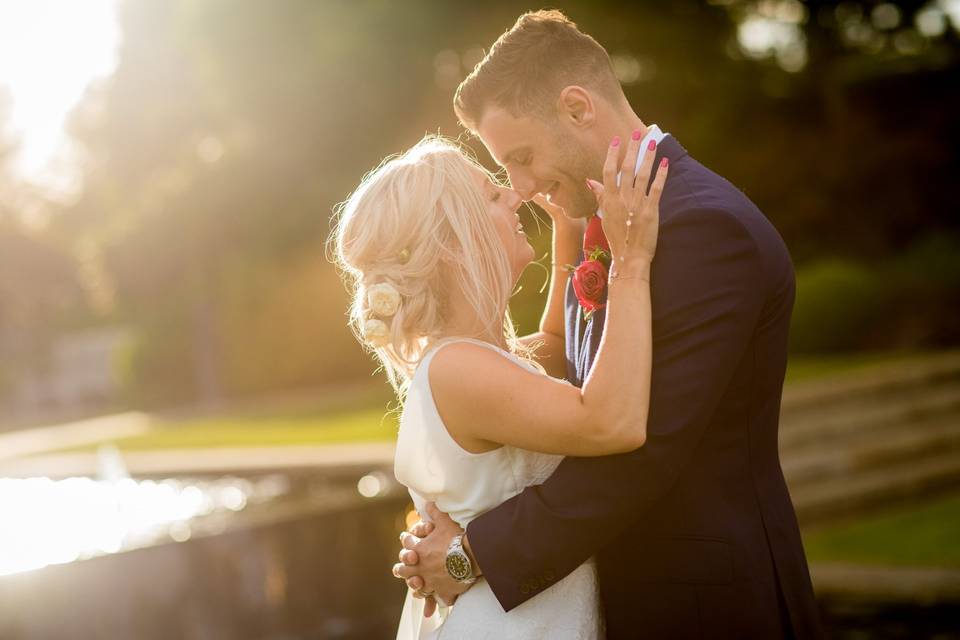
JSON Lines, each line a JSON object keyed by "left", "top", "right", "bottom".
{"left": 556, "top": 86, "right": 596, "bottom": 129}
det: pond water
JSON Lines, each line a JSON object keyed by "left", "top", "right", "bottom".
{"left": 0, "top": 474, "right": 290, "bottom": 576}
{"left": 0, "top": 464, "right": 410, "bottom": 639}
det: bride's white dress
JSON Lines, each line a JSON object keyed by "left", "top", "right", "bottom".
{"left": 394, "top": 337, "right": 604, "bottom": 639}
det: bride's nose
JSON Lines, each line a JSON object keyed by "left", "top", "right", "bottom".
{"left": 505, "top": 188, "right": 523, "bottom": 210}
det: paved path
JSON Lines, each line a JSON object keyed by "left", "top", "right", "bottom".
{"left": 811, "top": 563, "right": 960, "bottom": 604}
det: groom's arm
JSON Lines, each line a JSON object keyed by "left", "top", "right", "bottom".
{"left": 466, "top": 205, "right": 768, "bottom": 611}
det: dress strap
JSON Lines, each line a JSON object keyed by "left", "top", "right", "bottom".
{"left": 423, "top": 336, "right": 509, "bottom": 360}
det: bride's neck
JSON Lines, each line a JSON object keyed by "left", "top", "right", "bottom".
{"left": 440, "top": 286, "right": 509, "bottom": 350}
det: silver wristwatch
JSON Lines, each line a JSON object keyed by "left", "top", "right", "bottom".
{"left": 445, "top": 534, "right": 477, "bottom": 584}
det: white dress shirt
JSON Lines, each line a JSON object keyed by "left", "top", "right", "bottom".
{"left": 598, "top": 124, "right": 669, "bottom": 218}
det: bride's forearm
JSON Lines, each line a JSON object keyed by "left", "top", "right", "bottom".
{"left": 519, "top": 218, "right": 583, "bottom": 378}
{"left": 538, "top": 218, "right": 584, "bottom": 338}
{"left": 579, "top": 259, "right": 653, "bottom": 449}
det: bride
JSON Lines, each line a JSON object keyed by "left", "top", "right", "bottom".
{"left": 331, "top": 132, "right": 667, "bottom": 638}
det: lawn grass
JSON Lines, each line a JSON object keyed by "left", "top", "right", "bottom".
{"left": 802, "top": 492, "right": 960, "bottom": 568}
{"left": 33, "top": 349, "right": 949, "bottom": 454}
{"left": 46, "top": 406, "right": 400, "bottom": 454}
{"left": 117, "top": 407, "right": 400, "bottom": 450}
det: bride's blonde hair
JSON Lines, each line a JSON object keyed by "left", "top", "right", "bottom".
{"left": 329, "top": 135, "right": 539, "bottom": 399}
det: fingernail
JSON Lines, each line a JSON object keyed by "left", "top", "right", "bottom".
{"left": 648, "top": 140, "right": 657, "bottom": 151}
{"left": 611, "top": 136, "right": 620, "bottom": 147}
{"left": 631, "top": 129, "right": 642, "bottom": 141}
{"left": 661, "top": 158, "right": 669, "bottom": 168}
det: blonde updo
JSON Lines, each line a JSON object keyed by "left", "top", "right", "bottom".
{"left": 329, "top": 135, "right": 537, "bottom": 399}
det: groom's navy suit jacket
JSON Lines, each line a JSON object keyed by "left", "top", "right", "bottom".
{"left": 467, "top": 136, "right": 824, "bottom": 639}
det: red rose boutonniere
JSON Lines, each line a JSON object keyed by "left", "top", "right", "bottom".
{"left": 566, "top": 215, "right": 611, "bottom": 322}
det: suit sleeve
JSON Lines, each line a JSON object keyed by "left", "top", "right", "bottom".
{"left": 466, "top": 206, "right": 766, "bottom": 611}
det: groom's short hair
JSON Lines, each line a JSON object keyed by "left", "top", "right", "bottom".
{"left": 454, "top": 10, "right": 622, "bottom": 133}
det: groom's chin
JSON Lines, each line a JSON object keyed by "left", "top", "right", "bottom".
{"left": 562, "top": 189, "right": 598, "bottom": 219}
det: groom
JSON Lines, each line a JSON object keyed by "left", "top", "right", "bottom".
{"left": 394, "top": 10, "right": 823, "bottom": 639}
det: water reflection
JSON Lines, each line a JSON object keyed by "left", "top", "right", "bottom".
{"left": 0, "top": 473, "right": 289, "bottom": 577}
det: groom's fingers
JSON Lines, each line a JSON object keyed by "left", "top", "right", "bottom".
{"left": 406, "top": 576, "right": 425, "bottom": 591}
{"left": 409, "top": 520, "right": 433, "bottom": 538}
{"left": 399, "top": 548, "right": 419, "bottom": 565}
{"left": 393, "top": 562, "right": 418, "bottom": 580}
{"left": 400, "top": 532, "right": 420, "bottom": 550}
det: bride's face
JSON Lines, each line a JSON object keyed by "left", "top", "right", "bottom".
{"left": 472, "top": 168, "right": 535, "bottom": 282}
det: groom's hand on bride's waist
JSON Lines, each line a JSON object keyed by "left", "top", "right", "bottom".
{"left": 392, "top": 502, "right": 480, "bottom": 616}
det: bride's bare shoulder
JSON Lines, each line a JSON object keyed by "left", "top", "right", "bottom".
{"left": 427, "top": 342, "right": 513, "bottom": 452}
{"left": 428, "top": 341, "right": 515, "bottom": 388}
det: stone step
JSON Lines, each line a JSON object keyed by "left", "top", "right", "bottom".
{"left": 782, "top": 415, "right": 960, "bottom": 486}
{"left": 781, "top": 351, "right": 960, "bottom": 412}
{"left": 810, "top": 563, "right": 960, "bottom": 606}
{"left": 779, "top": 382, "right": 960, "bottom": 452}
{"left": 790, "top": 449, "right": 960, "bottom": 525}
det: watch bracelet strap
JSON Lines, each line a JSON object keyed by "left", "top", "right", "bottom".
{"left": 447, "top": 534, "right": 477, "bottom": 583}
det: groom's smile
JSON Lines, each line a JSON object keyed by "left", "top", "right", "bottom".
{"left": 476, "top": 106, "right": 598, "bottom": 219}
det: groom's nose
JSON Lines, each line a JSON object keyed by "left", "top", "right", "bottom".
{"left": 507, "top": 170, "right": 536, "bottom": 201}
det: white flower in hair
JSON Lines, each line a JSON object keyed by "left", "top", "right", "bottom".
{"left": 367, "top": 282, "right": 402, "bottom": 317}
{"left": 362, "top": 318, "right": 391, "bottom": 348}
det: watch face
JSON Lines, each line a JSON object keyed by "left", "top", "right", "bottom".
{"left": 446, "top": 552, "right": 471, "bottom": 580}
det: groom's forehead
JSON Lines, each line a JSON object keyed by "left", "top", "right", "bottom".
{"left": 477, "top": 108, "right": 541, "bottom": 165}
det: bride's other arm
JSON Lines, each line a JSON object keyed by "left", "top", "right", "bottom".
{"left": 433, "top": 134, "right": 666, "bottom": 458}
{"left": 517, "top": 201, "right": 584, "bottom": 379}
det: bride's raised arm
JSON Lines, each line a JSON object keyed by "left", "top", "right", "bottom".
{"left": 431, "top": 131, "right": 667, "bottom": 457}
{"left": 516, "top": 199, "right": 584, "bottom": 379}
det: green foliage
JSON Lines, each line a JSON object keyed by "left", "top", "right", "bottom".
{"left": 791, "top": 234, "right": 960, "bottom": 354}
{"left": 791, "top": 259, "right": 890, "bottom": 353}
{"left": 29, "top": 0, "right": 960, "bottom": 405}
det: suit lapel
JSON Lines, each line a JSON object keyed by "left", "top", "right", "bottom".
{"left": 563, "top": 135, "right": 689, "bottom": 387}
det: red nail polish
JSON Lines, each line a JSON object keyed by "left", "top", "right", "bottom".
{"left": 661, "top": 158, "right": 669, "bottom": 168}
{"left": 648, "top": 140, "right": 657, "bottom": 151}
{"left": 631, "top": 129, "right": 642, "bottom": 141}
{"left": 611, "top": 136, "right": 620, "bottom": 147}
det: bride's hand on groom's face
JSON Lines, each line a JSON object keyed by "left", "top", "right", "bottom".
{"left": 586, "top": 131, "right": 668, "bottom": 265}
{"left": 532, "top": 195, "right": 584, "bottom": 231}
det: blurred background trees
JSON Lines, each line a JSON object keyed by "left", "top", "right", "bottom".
{"left": 3, "top": 0, "right": 958, "bottom": 415}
